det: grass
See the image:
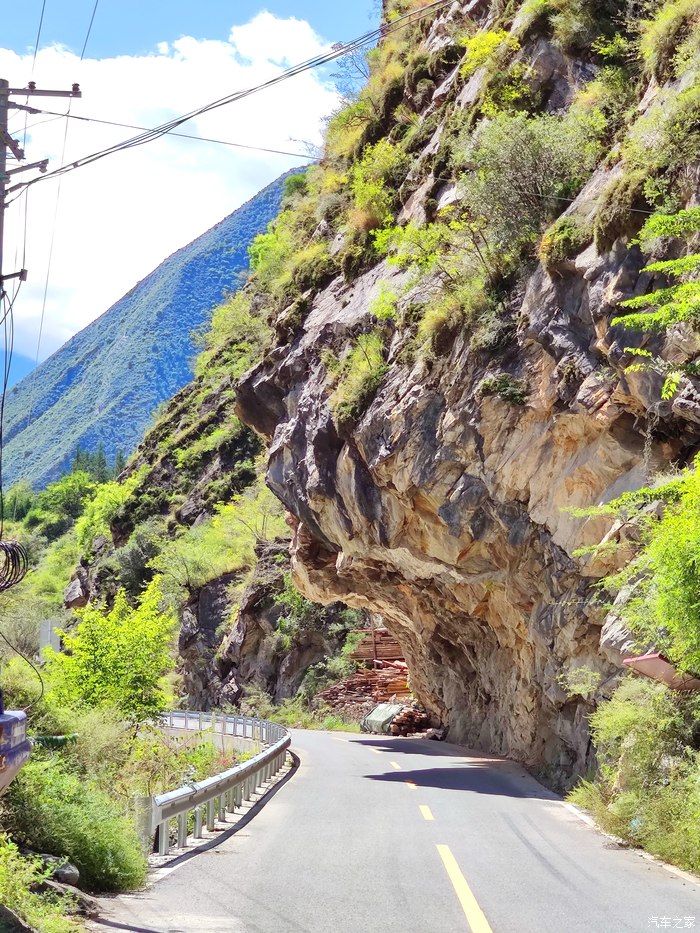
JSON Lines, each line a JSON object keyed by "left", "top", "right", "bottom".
{"left": 0, "top": 834, "right": 82, "bottom": 932}
{"left": 239, "top": 687, "right": 361, "bottom": 732}
{"left": 568, "top": 679, "right": 700, "bottom": 874}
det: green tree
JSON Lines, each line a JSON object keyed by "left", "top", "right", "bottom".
{"left": 612, "top": 207, "right": 700, "bottom": 399}
{"left": 45, "top": 577, "right": 175, "bottom": 721}
{"left": 113, "top": 449, "right": 127, "bottom": 476}
{"left": 93, "top": 443, "right": 109, "bottom": 484}
{"left": 4, "top": 480, "right": 36, "bottom": 522}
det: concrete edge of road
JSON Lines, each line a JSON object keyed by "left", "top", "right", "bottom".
{"left": 146, "top": 750, "right": 300, "bottom": 884}
{"left": 563, "top": 802, "right": 700, "bottom": 887}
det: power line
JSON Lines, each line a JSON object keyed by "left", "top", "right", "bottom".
{"left": 80, "top": 0, "right": 100, "bottom": 60}
{"left": 31, "top": 0, "right": 47, "bottom": 71}
{"left": 22, "top": 107, "right": 318, "bottom": 160}
{"left": 7, "top": 0, "right": 452, "bottom": 201}
{"left": 23, "top": 0, "right": 100, "bottom": 457}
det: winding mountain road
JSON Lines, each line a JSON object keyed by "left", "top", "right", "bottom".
{"left": 94, "top": 731, "right": 700, "bottom": 933}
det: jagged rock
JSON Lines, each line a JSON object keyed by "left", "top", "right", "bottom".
{"left": 235, "top": 62, "right": 700, "bottom": 788}
{"left": 0, "top": 905, "right": 34, "bottom": 932}
{"left": 215, "top": 540, "right": 353, "bottom": 704}
{"left": 178, "top": 572, "right": 238, "bottom": 709}
{"left": 63, "top": 573, "right": 88, "bottom": 609}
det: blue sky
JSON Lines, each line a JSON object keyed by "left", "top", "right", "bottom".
{"left": 7, "top": 1, "right": 379, "bottom": 59}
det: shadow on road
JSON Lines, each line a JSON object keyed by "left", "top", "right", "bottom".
{"left": 364, "top": 763, "right": 561, "bottom": 800}
{"left": 349, "top": 737, "right": 493, "bottom": 758}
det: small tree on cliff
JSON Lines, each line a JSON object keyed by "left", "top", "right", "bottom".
{"left": 45, "top": 577, "right": 175, "bottom": 721}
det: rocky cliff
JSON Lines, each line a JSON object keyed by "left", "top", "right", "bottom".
{"left": 235, "top": 0, "right": 700, "bottom": 785}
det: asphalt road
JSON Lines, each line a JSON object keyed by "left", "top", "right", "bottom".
{"left": 94, "top": 730, "right": 700, "bottom": 933}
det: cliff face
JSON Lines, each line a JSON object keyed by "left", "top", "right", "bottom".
{"left": 236, "top": 0, "right": 700, "bottom": 784}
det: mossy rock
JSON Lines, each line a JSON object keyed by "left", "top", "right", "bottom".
{"left": 594, "top": 168, "right": 650, "bottom": 252}
{"left": 539, "top": 215, "right": 593, "bottom": 269}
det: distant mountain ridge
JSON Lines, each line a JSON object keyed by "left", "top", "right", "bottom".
{"left": 4, "top": 171, "right": 291, "bottom": 488}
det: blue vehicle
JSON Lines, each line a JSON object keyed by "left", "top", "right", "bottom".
{"left": 0, "top": 697, "right": 31, "bottom": 795}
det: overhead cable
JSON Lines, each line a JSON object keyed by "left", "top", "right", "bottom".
{"left": 7, "top": 0, "right": 453, "bottom": 200}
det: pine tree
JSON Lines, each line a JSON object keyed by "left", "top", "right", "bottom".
{"left": 113, "top": 450, "right": 127, "bottom": 478}
{"left": 93, "top": 443, "right": 109, "bottom": 484}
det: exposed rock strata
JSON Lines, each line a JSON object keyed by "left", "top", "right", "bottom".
{"left": 236, "top": 11, "right": 700, "bottom": 787}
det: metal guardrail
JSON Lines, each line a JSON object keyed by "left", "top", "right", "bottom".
{"left": 136, "top": 711, "right": 291, "bottom": 856}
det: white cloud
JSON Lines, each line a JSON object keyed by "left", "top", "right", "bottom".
{"left": 0, "top": 12, "right": 339, "bottom": 359}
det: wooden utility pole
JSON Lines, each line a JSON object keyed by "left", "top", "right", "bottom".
{"left": 0, "top": 79, "right": 81, "bottom": 294}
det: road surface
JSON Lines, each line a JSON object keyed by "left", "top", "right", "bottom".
{"left": 94, "top": 730, "right": 700, "bottom": 932}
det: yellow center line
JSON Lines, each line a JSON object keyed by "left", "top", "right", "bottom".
{"left": 405, "top": 780, "right": 417, "bottom": 791}
{"left": 436, "top": 845, "right": 493, "bottom": 933}
{"left": 419, "top": 804, "right": 434, "bottom": 821}
{"left": 390, "top": 761, "right": 402, "bottom": 770}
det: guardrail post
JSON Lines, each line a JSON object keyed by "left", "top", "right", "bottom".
{"left": 177, "top": 812, "right": 188, "bottom": 848}
{"left": 194, "top": 806, "right": 203, "bottom": 839}
{"left": 199, "top": 711, "right": 204, "bottom": 731}
{"left": 218, "top": 794, "right": 225, "bottom": 820}
{"left": 206, "top": 799, "right": 215, "bottom": 831}
{"left": 133, "top": 794, "right": 154, "bottom": 854}
{"left": 158, "top": 820, "right": 169, "bottom": 856}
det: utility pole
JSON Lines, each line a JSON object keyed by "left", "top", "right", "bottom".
{"left": 0, "top": 79, "right": 81, "bottom": 296}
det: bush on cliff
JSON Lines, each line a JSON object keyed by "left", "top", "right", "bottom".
{"left": 45, "top": 577, "right": 175, "bottom": 721}
{"left": 569, "top": 679, "right": 700, "bottom": 873}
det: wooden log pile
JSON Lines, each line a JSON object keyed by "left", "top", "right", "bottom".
{"left": 317, "top": 660, "right": 410, "bottom": 708}
{"left": 389, "top": 704, "right": 431, "bottom": 736}
{"left": 350, "top": 628, "right": 404, "bottom": 663}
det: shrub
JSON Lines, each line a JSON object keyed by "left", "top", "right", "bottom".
{"left": 0, "top": 834, "right": 80, "bottom": 932}
{"left": 455, "top": 110, "right": 602, "bottom": 256}
{"left": 639, "top": 0, "right": 700, "bottom": 79}
{"left": 569, "top": 679, "right": 700, "bottom": 873}
{"left": 149, "top": 479, "right": 288, "bottom": 595}
{"left": 283, "top": 172, "right": 309, "bottom": 201}
{"left": 330, "top": 331, "right": 388, "bottom": 428}
{"left": 610, "top": 208, "right": 700, "bottom": 399}
{"left": 249, "top": 207, "right": 327, "bottom": 310}
{"left": 612, "top": 461, "right": 700, "bottom": 671}
{"left": 593, "top": 168, "right": 649, "bottom": 251}
{"left": 5, "top": 756, "right": 147, "bottom": 892}
{"left": 369, "top": 285, "right": 398, "bottom": 321}
{"left": 557, "top": 665, "right": 602, "bottom": 699}
{"left": 74, "top": 471, "right": 143, "bottom": 555}
{"left": 24, "top": 471, "right": 96, "bottom": 541}
{"left": 193, "top": 291, "right": 270, "bottom": 381}
{"left": 417, "top": 280, "right": 490, "bottom": 355}
{"left": 478, "top": 373, "right": 528, "bottom": 404}
{"left": 45, "top": 577, "right": 175, "bottom": 722}
{"left": 538, "top": 215, "right": 592, "bottom": 267}
{"left": 240, "top": 686, "right": 360, "bottom": 732}
{"left": 458, "top": 29, "right": 519, "bottom": 78}
{"left": 349, "top": 139, "right": 409, "bottom": 231}
{"left": 516, "top": 0, "right": 625, "bottom": 51}
{"left": 622, "top": 82, "right": 700, "bottom": 202}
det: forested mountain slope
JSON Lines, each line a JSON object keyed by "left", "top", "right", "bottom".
{"left": 3, "top": 171, "right": 291, "bottom": 488}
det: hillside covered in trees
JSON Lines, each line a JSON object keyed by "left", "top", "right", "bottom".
{"left": 2, "top": 171, "right": 291, "bottom": 489}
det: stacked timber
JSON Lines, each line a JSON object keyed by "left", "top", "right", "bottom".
{"left": 350, "top": 628, "right": 404, "bottom": 663}
{"left": 389, "top": 705, "right": 431, "bottom": 736}
{"left": 317, "top": 660, "right": 410, "bottom": 710}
